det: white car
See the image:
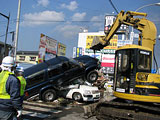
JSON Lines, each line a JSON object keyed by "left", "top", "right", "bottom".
{"left": 64, "top": 84, "right": 100, "bottom": 102}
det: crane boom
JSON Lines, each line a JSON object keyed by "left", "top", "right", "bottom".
{"left": 90, "top": 10, "right": 157, "bottom": 53}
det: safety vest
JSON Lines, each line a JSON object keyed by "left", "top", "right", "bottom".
{"left": 17, "top": 76, "right": 26, "bottom": 96}
{"left": 0, "top": 71, "right": 13, "bottom": 99}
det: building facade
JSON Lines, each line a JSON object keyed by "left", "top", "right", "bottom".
{"left": 16, "top": 51, "right": 38, "bottom": 64}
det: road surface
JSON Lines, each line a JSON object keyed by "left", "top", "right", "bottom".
{"left": 22, "top": 100, "right": 97, "bottom": 120}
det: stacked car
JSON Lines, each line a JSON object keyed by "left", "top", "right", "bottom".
{"left": 24, "top": 55, "right": 101, "bottom": 102}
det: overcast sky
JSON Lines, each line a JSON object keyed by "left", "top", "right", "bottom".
{"left": 0, "top": 0, "right": 160, "bottom": 62}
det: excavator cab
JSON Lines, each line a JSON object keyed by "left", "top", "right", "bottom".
{"left": 113, "top": 45, "right": 160, "bottom": 103}
{"left": 114, "top": 45, "right": 152, "bottom": 94}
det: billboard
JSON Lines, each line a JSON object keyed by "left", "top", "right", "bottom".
{"left": 104, "top": 15, "right": 115, "bottom": 31}
{"left": 105, "top": 15, "right": 127, "bottom": 34}
{"left": 103, "top": 35, "right": 118, "bottom": 49}
{"left": 38, "top": 34, "right": 57, "bottom": 63}
{"left": 117, "top": 40, "right": 133, "bottom": 47}
{"left": 73, "top": 47, "right": 84, "bottom": 58}
{"left": 57, "top": 42, "right": 66, "bottom": 56}
{"left": 101, "top": 54, "right": 115, "bottom": 67}
{"left": 85, "top": 52, "right": 101, "bottom": 61}
{"left": 86, "top": 35, "right": 104, "bottom": 49}
{"left": 86, "top": 35, "right": 118, "bottom": 49}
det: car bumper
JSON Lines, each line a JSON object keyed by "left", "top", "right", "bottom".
{"left": 82, "top": 93, "right": 100, "bottom": 101}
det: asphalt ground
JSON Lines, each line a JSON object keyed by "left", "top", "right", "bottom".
{"left": 22, "top": 99, "right": 97, "bottom": 120}
{"left": 22, "top": 86, "right": 114, "bottom": 120}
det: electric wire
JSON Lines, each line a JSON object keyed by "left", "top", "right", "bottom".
{"left": 109, "top": 0, "right": 119, "bottom": 14}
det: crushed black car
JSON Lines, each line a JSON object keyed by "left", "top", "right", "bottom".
{"left": 74, "top": 55, "right": 101, "bottom": 83}
{"left": 24, "top": 55, "right": 101, "bottom": 102}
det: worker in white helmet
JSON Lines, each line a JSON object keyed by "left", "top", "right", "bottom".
{"left": 0, "top": 56, "right": 22, "bottom": 120}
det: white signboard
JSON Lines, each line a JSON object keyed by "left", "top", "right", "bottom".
{"left": 38, "top": 34, "right": 57, "bottom": 63}
{"left": 101, "top": 54, "right": 115, "bottom": 67}
{"left": 117, "top": 40, "right": 133, "bottom": 47}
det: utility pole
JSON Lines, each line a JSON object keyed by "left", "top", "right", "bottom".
{"left": 10, "top": 31, "right": 15, "bottom": 57}
{"left": 14, "top": 0, "right": 21, "bottom": 62}
{"left": 0, "top": 12, "right": 10, "bottom": 57}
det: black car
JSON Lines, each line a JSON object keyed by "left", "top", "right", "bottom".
{"left": 74, "top": 55, "right": 101, "bottom": 83}
{"left": 24, "top": 55, "right": 100, "bottom": 102}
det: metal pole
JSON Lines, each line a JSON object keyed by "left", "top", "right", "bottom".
{"left": 0, "top": 12, "right": 10, "bottom": 57}
{"left": 10, "top": 31, "right": 15, "bottom": 57}
{"left": 14, "top": 0, "right": 21, "bottom": 62}
{"left": 4, "top": 13, "right": 10, "bottom": 57}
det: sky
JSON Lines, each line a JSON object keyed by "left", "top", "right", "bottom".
{"left": 0, "top": 0, "right": 160, "bottom": 63}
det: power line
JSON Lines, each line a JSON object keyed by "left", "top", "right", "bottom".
{"left": 0, "top": 34, "right": 6, "bottom": 38}
{"left": 109, "top": 0, "right": 119, "bottom": 14}
{"left": 18, "top": 19, "right": 104, "bottom": 23}
{"left": 0, "top": 31, "right": 14, "bottom": 38}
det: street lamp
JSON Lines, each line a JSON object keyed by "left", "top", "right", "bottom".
{"left": 0, "top": 12, "right": 10, "bottom": 57}
{"left": 131, "top": 2, "right": 160, "bottom": 34}
{"left": 158, "top": 35, "right": 160, "bottom": 40}
{"left": 135, "top": 2, "right": 160, "bottom": 12}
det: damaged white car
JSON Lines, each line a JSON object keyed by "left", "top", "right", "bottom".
{"left": 60, "top": 84, "right": 100, "bottom": 102}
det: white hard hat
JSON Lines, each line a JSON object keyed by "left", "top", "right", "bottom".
{"left": 1, "top": 56, "right": 16, "bottom": 68}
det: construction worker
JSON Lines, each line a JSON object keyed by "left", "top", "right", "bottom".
{"left": 0, "top": 56, "right": 22, "bottom": 120}
{"left": 15, "top": 66, "right": 26, "bottom": 103}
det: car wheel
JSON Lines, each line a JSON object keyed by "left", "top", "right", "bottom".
{"left": 87, "top": 70, "right": 98, "bottom": 83}
{"left": 41, "top": 89, "right": 57, "bottom": 102}
{"left": 72, "top": 92, "right": 83, "bottom": 101}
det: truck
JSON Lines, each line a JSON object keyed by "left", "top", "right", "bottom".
{"left": 90, "top": 10, "right": 160, "bottom": 119}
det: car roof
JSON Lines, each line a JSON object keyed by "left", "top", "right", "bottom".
{"left": 24, "top": 56, "right": 69, "bottom": 77}
{"left": 74, "top": 55, "right": 97, "bottom": 63}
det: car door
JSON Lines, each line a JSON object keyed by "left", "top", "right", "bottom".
{"left": 25, "top": 69, "right": 47, "bottom": 99}
{"left": 47, "top": 63, "right": 65, "bottom": 86}
{"left": 61, "top": 60, "right": 85, "bottom": 83}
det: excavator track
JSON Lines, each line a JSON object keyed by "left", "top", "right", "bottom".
{"left": 95, "top": 99, "right": 160, "bottom": 120}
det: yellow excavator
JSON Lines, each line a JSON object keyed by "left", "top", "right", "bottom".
{"left": 90, "top": 10, "right": 160, "bottom": 120}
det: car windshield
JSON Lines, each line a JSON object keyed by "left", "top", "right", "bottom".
{"left": 72, "top": 78, "right": 84, "bottom": 85}
{"left": 69, "top": 58, "right": 81, "bottom": 65}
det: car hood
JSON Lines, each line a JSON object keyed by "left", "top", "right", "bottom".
{"left": 79, "top": 85, "right": 99, "bottom": 90}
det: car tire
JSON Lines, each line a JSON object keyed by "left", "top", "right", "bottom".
{"left": 87, "top": 70, "right": 98, "bottom": 83}
{"left": 72, "top": 92, "right": 83, "bottom": 101}
{"left": 41, "top": 89, "right": 57, "bottom": 102}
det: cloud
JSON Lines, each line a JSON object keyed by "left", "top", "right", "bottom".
{"left": 21, "top": 11, "right": 65, "bottom": 26}
{"left": 72, "top": 12, "right": 86, "bottom": 21}
{"left": 55, "top": 24, "right": 82, "bottom": 38}
{"left": 37, "top": 0, "right": 50, "bottom": 7}
{"left": 91, "top": 16, "right": 100, "bottom": 21}
{"left": 91, "top": 15, "right": 104, "bottom": 27}
{"left": 61, "top": 1, "right": 78, "bottom": 11}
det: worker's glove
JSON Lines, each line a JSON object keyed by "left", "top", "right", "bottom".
{"left": 17, "top": 110, "right": 22, "bottom": 117}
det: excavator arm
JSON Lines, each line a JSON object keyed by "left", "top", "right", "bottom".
{"left": 90, "top": 10, "right": 157, "bottom": 52}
